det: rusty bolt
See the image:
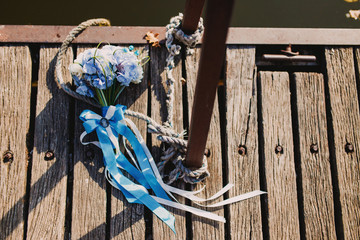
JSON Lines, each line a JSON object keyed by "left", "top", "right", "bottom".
{"left": 44, "top": 150, "right": 55, "bottom": 161}
{"left": 310, "top": 144, "right": 319, "bottom": 154}
{"left": 275, "top": 145, "right": 284, "bottom": 154}
{"left": 238, "top": 145, "right": 247, "bottom": 156}
{"left": 204, "top": 148, "right": 211, "bottom": 157}
{"left": 3, "top": 150, "right": 14, "bottom": 163}
{"left": 345, "top": 143, "right": 354, "bottom": 153}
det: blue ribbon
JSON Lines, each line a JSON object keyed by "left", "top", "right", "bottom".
{"left": 80, "top": 104, "right": 176, "bottom": 233}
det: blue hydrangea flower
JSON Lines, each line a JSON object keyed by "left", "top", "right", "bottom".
{"left": 69, "top": 44, "right": 146, "bottom": 104}
{"left": 74, "top": 48, "right": 116, "bottom": 89}
{"left": 102, "top": 45, "right": 120, "bottom": 58}
{"left": 112, "top": 50, "right": 143, "bottom": 86}
{"left": 92, "top": 77, "right": 108, "bottom": 89}
{"left": 76, "top": 84, "right": 94, "bottom": 97}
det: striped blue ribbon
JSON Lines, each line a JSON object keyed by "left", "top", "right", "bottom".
{"left": 80, "top": 104, "right": 176, "bottom": 233}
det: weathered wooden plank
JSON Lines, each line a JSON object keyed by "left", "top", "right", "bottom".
{"left": 150, "top": 47, "right": 186, "bottom": 239}
{"left": 185, "top": 46, "right": 225, "bottom": 239}
{"left": 26, "top": 45, "right": 72, "bottom": 239}
{"left": 5, "top": 26, "right": 360, "bottom": 45}
{"left": 0, "top": 45, "right": 32, "bottom": 240}
{"left": 225, "top": 46, "right": 262, "bottom": 239}
{"left": 326, "top": 47, "right": 360, "bottom": 239}
{"left": 110, "top": 45, "right": 148, "bottom": 240}
{"left": 259, "top": 71, "right": 300, "bottom": 239}
{"left": 294, "top": 72, "right": 336, "bottom": 239}
{"left": 72, "top": 46, "right": 107, "bottom": 239}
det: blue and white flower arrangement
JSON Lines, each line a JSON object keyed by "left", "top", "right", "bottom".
{"left": 69, "top": 44, "right": 147, "bottom": 106}
{"left": 68, "top": 44, "right": 183, "bottom": 232}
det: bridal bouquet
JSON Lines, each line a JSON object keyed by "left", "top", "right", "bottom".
{"left": 69, "top": 44, "right": 146, "bottom": 106}
{"left": 69, "top": 44, "right": 182, "bottom": 232}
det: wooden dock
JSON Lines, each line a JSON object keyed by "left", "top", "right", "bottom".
{"left": 1, "top": 26, "right": 360, "bottom": 239}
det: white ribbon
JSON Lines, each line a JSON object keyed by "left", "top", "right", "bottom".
{"left": 123, "top": 118, "right": 266, "bottom": 206}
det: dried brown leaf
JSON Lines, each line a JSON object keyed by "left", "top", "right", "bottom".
{"left": 145, "top": 31, "right": 161, "bottom": 48}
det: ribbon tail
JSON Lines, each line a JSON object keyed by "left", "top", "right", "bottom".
{"left": 121, "top": 136, "right": 140, "bottom": 170}
{"left": 96, "top": 127, "right": 176, "bottom": 233}
{"left": 122, "top": 117, "right": 266, "bottom": 208}
{"left": 115, "top": 121, "right": 171, "bottom": 201}
{"left": 151, "top": 196, "right": 225, "bottom": 223}
{"left": 105, "top": 158, "right": 176, "bottom": 233}
{"left": 123, "top": 118, "right": 232, "bottom": 203}
{"left": 205, "top": 190, "right": 266, "bottom": 208}
{"left": 105, "top": 168, "right": 142, "bottom": 204}
{"left": 116, "top": 154, "right": 151, "bottom": 189}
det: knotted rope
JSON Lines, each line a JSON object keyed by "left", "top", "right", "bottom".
{"left": 157, "top": 13, "right": 208, "bottom": 184}
{"left": 164, "top": 13, "right": 204, "bottom": 127}
{"left": 55, "top": 16, "right": 209, "bottom": 184}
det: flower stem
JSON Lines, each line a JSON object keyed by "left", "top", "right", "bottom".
{"left": 141, "top": 56, "right": 150, "bottom": 66}
{"left": 95, "top": 88, "right": 108, "bottom": 106}
{"left": 100, "top": 89, "right": 108, "bottom": 106}
{"left": 95, "top": 88, "right": 105, "bottom": 106}
{"left": 113, "top": 85, "right": 126, "bottom": 104}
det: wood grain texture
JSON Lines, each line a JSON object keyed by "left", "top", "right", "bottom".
{"left": 186, "top": 46, "right": 225, "bottom": 240}
{"left": 110, "top": 45, "right": 148, "bottom": 240}
{"left": 26, "top": 45, "right": 72, "bottom": 239}
{"left": 71, "top": 46, "right": 107, "bottom": 240}
{"left": 0, "top": 46, "right": 32, "bottom": 240}
{"left": 326, "top": 47, "right": 360, "bottom": 239}
{"left": 225, "top": 46, "right": 262, "bottom": 240}
{"left": 150, "top": 47, "right": 186, "bottom": 239}
{"left": 294, "top": 72, "right": 336, "bottom": 239}
{"left": 259, "top": 71, "right": 300, "bottom": 239}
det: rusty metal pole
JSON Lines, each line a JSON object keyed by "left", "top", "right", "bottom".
{"left": 185, "top": 0, "right": 235, "bottom": 168}
{"left": 182, "top": 0, "right": 206, "bottom": 34}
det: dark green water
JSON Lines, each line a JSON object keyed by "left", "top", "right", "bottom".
{"left": 2, "top": 0, "right": 360, "bottom": 28}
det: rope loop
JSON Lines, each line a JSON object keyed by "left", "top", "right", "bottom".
{"left": 55, "top": 18, "right": 110, "bottom": 108}
{"left": 157, "top": 147, "right": 210, "bottom": 185}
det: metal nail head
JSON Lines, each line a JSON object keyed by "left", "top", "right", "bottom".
{"left": 310, "top": 144, "right": 319, "bottom": 154}
{"left": 3, "top": 150, "right": 14, "bottom": 163}
{"left": 238, "top": 145, "right": 247, "bottom": 156}
{"left": 345, "top": 143, "right": 354, "bottom": 153}
{"left": 275, "top": 145, "right": 284, "bottom": 154}
{"left": 44, "top": 150, "right": 55, "bottom": 161}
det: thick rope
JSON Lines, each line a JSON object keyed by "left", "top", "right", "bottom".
{"left": 164, "top": 13, "right": 204, "bottom": 127}
{"left": 158, "top": 13, "right": 209, "bottom": 184}
{"left": 55, "top": 16, "right": 209, "bottom": 184}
